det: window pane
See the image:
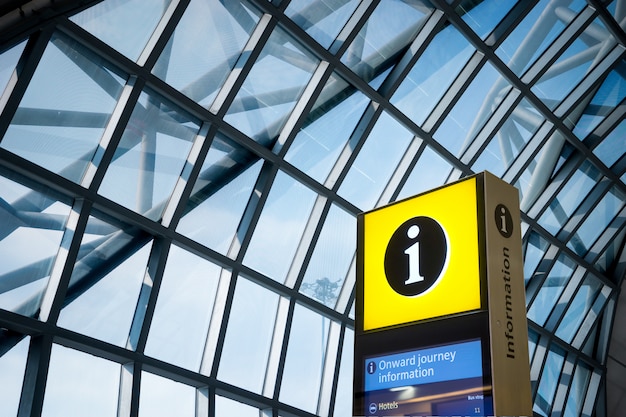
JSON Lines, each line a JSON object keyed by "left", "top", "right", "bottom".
{"left": 138, "top": 371, "right": 195, "bottom": 417}
{"left": 563, "top": 362, "right": 591, "bottom": 417}
{"left": 333, "top": 329, "right": 354, "bottom": 417}
{"left": 391, "top": 24, "right": 474, "bottom": 127}
{"left": 533, "top": 344, "right": 566, "bottom": 416}
{"left": 144, "top": 245, "right": 222, "bottom": 371}
{"left": 243, "top": 171, "right": 317, "bottom": 283}
{"left": 593, "top": 119, "right": 626, "bottom": 169}
{"left": 42, "top": 344, "right": 120, "bottom": 417}
{"left": 1, "top": 33, "right": 125, "bottom": 182}
{"left": 299, "top": 204, "right": 356, "bottom": 308}
{"left": 555, "top": 275, "right": 602, "bottom": 343}
{"left": 338, "top": 111, "right": 414, "bottom": 209}
{"left": 397, "top": 147, "right": 453, "bottom": 199}
{"left": 285, "top": 75, "right": 370, "bottom": 184}
{"left": 0, "top": 175, "right": 71, "bottom": 316}
{"left": 523, "top": 231, "right": 550, "bottom": 284}
{"left": 153, "top": 0, "right": 261, "bottom": 107}
{"left": 57, "top": 217, "right": 152, "bottom": 348}
{"left": 224, "top": 27, "right": 319, "bottom": 143}
{"left": 217, "top": 276, "right": 279, "bottom": 393}
{"left": 0, "top": 41, "right": 26, "bottom": 96}
{"left": 279, "top": 303, "right": 331, "bottom": 413}
{"left": 527, "top": 253, "right": 576, "bottom": 326}
{"left": 215, "top": 395, "right": 260, "bottom": 417}
{"left": 457, "top": 0, "right": 516, "bottom": 40}
{"left": 0, "top": 335, "right": 29, "bottom": 417}
{"left": 176, "top": 134, "right": 263, "bottom": 256}
{"left": 98, "top": 89, "right": 199, "bottom": 220}
{"left": 70, "top": 0, "right": 173, "bottom": 61}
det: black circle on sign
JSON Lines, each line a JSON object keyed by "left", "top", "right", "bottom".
{"left": 384, "top": 216, "right": 448, "bottom": 297}
{"left": 495, "top": 204, "right": 513, "bottom": 238}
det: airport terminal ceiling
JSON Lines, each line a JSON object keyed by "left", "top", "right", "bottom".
{"left": 0, "top": 0, "right": 625, "bottom": 416}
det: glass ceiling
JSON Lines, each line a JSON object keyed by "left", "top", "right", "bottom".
{"left": 0, "top": 0, "right": 625, "bottom": 416}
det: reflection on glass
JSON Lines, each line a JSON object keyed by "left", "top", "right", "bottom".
{"left": 70, "top": 0, "right": 173, "bottom": 61}
{"left": 153, "top": 0, "right": 261, "bottom": 107}
{"left": 300, "top": 204, "right": 355, "bottom": 308}
{"left": 285, "top": 0, "right": 361, "bottom": 49}
{"left": 176, "top": 133, "right": 263, "bottom": 256}
{"left": 41, "top": 344, "right": 120, "bottom": 417}
{"left": 341, "top": 0, "right": 432, "bottom": 84}
{"left": 138, "top": 371, "right": 195, "bottom": 417}
{"left": 144, "top": 245, "right": 222, "bottom": 371}
{"left": 391, "top": 24, "right": 474, "bottom": 127}
{"left": 279, "top": 303, "right": 331, "bottom": 413}
{"left": 285, "top": 75, "right": 369, "bottom": 183}
{"left": 338, "top": 111, "right": 413, "bottom": 209}
{"left": 527, "top": 253, "right": 576, "bottom": 326}
{"left": 0, "top": 336, "right": 29, "bottom": 417}
{"left": 224, "top": 27, "right": 319, "bottom": 144}
{"left": 243, "top": 171, "right": 317, "bottom": 283}
{"left": 218, "top": 276, "right": 279, "bottom": 393}
{"left": 57, "top": 216, "right": 152, "bottom": 348}
{"left": 98, "top": 89, "right": 199, "bottom": 220}
{"left": 0, "top": 176, "right": 70, "bottom": 316}
{"left": 1, "top": 33, "right": 125, "bottom": 183}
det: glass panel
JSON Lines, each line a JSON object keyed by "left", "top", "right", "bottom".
{"left": 176, "top": 133, "right": 262, "bottom": 256}
{"left": 538, "top": 161, "right": 600, "bottom": 235}
{"left": 531, "top": 16, "right": 607, "bottom": 111}
{"left": 41, "top": 344, "right": 120, "bottom": 417}
{"left": 285, "top": 75, "right": 370, "bottom": 184}
{"left": 391, "top": 24, "right": 475, "bottom": 127}
{"left": 224, "top": 27, "right": 319, "bottom": 144}
{"left": 397, "top": 146, "right": 453, "bottom": 199}
{"left": 0, "top": 335, "right": 29, "bottom": 417}
{"left": 593, "top": 119, "right": 626, "bottom": 168}
{"left": 299, "top": 204, "right": 356, "bottom": 308}
{"left": 0, "top": 175, "right": 71, "bottom": 316}
{"left": 138, "top": 371, "right": 195, "bottom": 417}
{"left": 527, "top": 253, "right": 576, "bottom": 326}
{"left": 563, "top": 362, "right": 591, "bottom": 417}
{"left": 153, "top": 0, "right": 261, "bottom": 107}
{"left": 0, "top": 41, "right": 26, "bottom": 96}
{"left": 458, "top": 0, "right": 517, "bottom": 40}
{"left": 279, "top": 303, "right": 331, "bottom": 413}
{"left": 215, "top": 395, "right": 260, "bottom": 417}
{"left": 523, "top": 231, "right": 550, "bottom": 284}
{"left": 217, "top": 276, "right": 279, "bottom": 393}
{"left": 243, "top": 171, "right": 317, "bottom": 283}
{"left": 1, "top": 34, "right": 125, "bottom": 183}
{"left": 434, "top": 62, "right": 510, "bottom": 155}
{"left": 555, "top": 275, "right": 602, "bottom": 343}
{"left": 333, "top": 329, "right": 354, "bottom": 417}
{"left": 496, "top": 0, "right": 587, "bottom": 77}
{"left": 341, "top": 0, "right": 433, "bottom": 85}
{"left": 144, "top": 245, "right": 222, "bottom": 371}
{"left": 70, "top": 0, "right": 173, "bottom": 62}
{"left": 472, "top": 99, "right": 543, "bottom": 176}
{"left": 337, "top": 111, "right": 414, "bottom": 210}
{"left": 567, "top": 185, "right": 625, "bottom": 256}
{"left": 533, "top": 344, "right": 566, "bottom": 417}
{"left": 575, "top": 64, "right": 626, "bottom": 140}
{"left": 98, "top": 89, "right": 199, "bottom": 221}
{"left": 285, "top": 0, "right": 361, "bottom": 49}
{"left": 57, "top": 214, "right": 151, "bottom": 347}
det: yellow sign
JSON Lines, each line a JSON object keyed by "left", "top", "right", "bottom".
{"left": 361, "top": 176, "right": 482, "bottom": 331}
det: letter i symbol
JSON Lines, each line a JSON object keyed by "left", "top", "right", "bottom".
{"left": 404, "top": 225, "right": 424, "bottom": 285}
{"left": 500, "top": 207, "right": 508, "bottom": 234}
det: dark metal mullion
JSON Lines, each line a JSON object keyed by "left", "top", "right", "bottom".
{"left": 16, "top": 334, "right": 54, "bottom": 417}
{"left": 270, "top": 296, "right": 297, "bottom": 403}
{"left": 324, "top": 322, "right": 348, "bottom": 417}
{"left": 484, "top": 0, "right": 541, "bottom": 48}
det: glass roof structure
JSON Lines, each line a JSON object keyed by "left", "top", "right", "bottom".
{"left": 0, "top": 0, "right": 624, "bottom": 416}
